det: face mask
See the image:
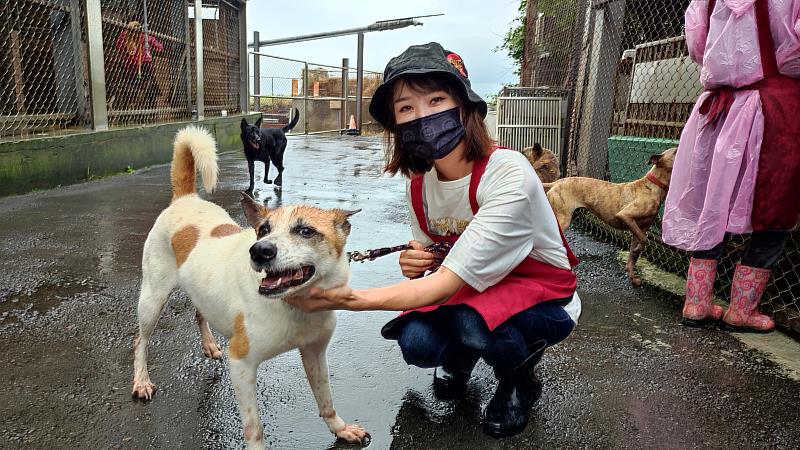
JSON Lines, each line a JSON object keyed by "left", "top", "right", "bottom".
{"left": 396, "top": 107, "right": 466, "bottom": 160}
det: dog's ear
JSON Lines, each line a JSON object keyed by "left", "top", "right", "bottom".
{"left": 337, "top": 208, "right": 361, "bottom": 218}
{"left": 240, "top": 118, "right": 248, "bottom": 131}
{"left": 331, "top": 208, "right": 361, "bottom": 236}
{"left": 647, "top": 154, "right": 662, "bottom": 166}
{"left": 532, "top": 143, "right": 543, "bottom": 159}
{"left": 254, "top": 117, "right": 262, "bottom": 129}
{"left": 240, "top": 191, "right": 267, "bottom": 229}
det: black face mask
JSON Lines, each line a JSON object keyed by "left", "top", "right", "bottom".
{"left": 396, "top": 107, "right": 466, "bottom": 161}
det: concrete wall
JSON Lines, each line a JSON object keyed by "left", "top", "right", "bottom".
{"left": 0, "top": 113, "right": 260, "bottom": 197}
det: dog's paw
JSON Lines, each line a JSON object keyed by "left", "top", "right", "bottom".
{"left": 265, "top": 179, "right": 273, "bottom": 184}
{"left": 629, "top": 275, "right": 643, "bottom": 286}
{"left": 335, "top": 424, "right": 369, "bottom": 444}
{"left": 202, "top": 341, "right": 223, "bottom": 360}
{"left": 131, "top": 380, "right": 157, "bottom": 400}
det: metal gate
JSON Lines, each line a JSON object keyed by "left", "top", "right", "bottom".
{"left": 249, "top": 51, "right": 382, "bottom": 135}
{"left": 495, "top": 87, "right": 569, "bottom": 160}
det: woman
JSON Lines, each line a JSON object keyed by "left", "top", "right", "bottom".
{"left": 287, "top": 42, "right": 581, "bottom": 437}
{"left": 662, "top": 0, "right": 800, "bottom": 332}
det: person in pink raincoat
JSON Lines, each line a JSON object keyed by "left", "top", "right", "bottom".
{"left": 114, "top": 21, "right": 164, "bottom": 108}
{"left": 286, "top": 43, "right": 581, "bottom": 437}
{"left": 662, "top": 0, "right": 800, "bottom": 332}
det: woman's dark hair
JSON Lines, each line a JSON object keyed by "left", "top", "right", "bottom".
{"left": 382, "top": 73, "right": 494, "bottom": 177}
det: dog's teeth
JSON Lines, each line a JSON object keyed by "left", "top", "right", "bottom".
{"left": 293, "top": 269, "right": 304, "bottom": 280}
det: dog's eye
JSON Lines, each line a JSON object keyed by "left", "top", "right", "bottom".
{"left": 298, "top": 226, "right": 316, "bottom": 238}
{"left": 257, "top": 223, "right": 270, "bottom": 238}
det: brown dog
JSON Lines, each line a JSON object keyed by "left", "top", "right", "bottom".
{"left": 544, "top": 147, "right": 676, "bottom": 285}
{"left": 520, "top": 143, "right": 561, "bottom": 183}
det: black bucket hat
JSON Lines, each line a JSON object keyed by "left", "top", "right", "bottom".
{"left": 368, "top": 42, "right": 487, "bottom": 128}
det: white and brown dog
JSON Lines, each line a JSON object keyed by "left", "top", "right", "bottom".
{"left": 131, "top": 126, "right": 367, "bottom": 449}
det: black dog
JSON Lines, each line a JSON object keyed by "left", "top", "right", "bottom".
{"left": 240, "top": 108, "right": 299, "bottom": 192}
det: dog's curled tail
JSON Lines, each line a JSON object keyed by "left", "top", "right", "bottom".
{"left": 282, "top": 108, "right": 300, "bottom": 132}
{"left": 171, "top": 125, "right": 218, "bottom": 200}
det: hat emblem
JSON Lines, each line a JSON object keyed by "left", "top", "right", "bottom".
{"left": 446, "top": 52, "right": 468, "bottom": 78}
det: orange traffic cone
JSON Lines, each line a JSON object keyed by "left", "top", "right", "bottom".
{"left": 346, "top": 114, "right": 360, "bottom": 136}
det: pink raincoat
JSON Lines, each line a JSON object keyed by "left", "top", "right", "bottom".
{"left": 662, "top": 0, "right": 800, "bottom": 251}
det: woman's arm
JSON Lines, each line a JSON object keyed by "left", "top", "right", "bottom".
{"left": 685, "top": 0, "right": 710, "bottom": 65}
{"left": 148, "top": 35, "right": 165, "bottom": 53}
{"left": 285, "top": 265, "right": 466, "bottom": 313}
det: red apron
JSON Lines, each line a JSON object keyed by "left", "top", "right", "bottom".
{"left": 381, "top": 149, "right": 579, "bottom": 339}
{"left": 701, "top": 0, "right": 800, "bottom": 231}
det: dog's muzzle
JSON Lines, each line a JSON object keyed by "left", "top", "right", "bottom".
{"left": 249, "top": 240, "right": 317, "bottom": 296}
{"left": 258, "top": 265, "right": 316, "bottom": 296}
{"left": 249, "top": 240, "right": 277, "bottom": 266}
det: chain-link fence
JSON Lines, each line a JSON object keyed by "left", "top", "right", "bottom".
{"left": 249, "top": 53, "right": 308, "bottom": 132}
{"left": 1, "top": 0, "right": 245, "bottom": 137}
{"left": 0, "top": 0, "right": 88, "bottom": 139}
{"left": 513, "top": 0, "right": 799, "bottom": 335}
{"left": 189, "top": 0, "right": 242, "bottom": 118}
{"left": 103, "top": 0, "right": 192, "bottom": 127}
{"left": 249, "top": 51, "right": 382, "bottom": 134}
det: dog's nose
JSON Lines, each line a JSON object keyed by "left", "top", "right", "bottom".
{"left": 250, "top": 241, "right": 277, "bottom": 264}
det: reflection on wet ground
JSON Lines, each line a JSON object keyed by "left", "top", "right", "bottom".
{"left": 1, "top": 135, "right": 798, "bottom": 449}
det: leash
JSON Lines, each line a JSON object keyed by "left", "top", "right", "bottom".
{"left": 347, "top": 241, "right": 453, "bottom": 264}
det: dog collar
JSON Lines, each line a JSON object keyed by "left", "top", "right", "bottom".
{"left": 645, "top": 172, "right": 669, "bottom": 191}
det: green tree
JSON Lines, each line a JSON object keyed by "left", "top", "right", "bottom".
{"left": 495, "top": 0, "right": 527, "bottom": 76}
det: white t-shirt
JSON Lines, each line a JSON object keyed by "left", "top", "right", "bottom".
{"left": 407, "top": 149, "right": 582, "bottom": 323}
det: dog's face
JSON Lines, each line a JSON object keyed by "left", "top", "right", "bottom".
{"left": 240, "top": 118, "right": 263, "bottom": 151}
{"left": 240, "top": 193, "right": 358, "bottom": 298}
{"left": 647, "top": 147, "right": 677, "bottom": 174}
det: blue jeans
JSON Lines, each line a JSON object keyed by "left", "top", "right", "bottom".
{"left": 396, "top": 301, "right": 575, "bottom": 374}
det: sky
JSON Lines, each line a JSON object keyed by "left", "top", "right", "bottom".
{"left": 244, "top": 0, "right": 522, "bottom": 99}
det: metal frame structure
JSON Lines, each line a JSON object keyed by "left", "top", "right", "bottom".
{"left": 496, "top": 95, "right": 566, "bottom": 157}
{"left": 495, "top": 87, "right": 570, "bottom": 170}
{"left": 248, "top": 15, "right": 440, "bottom": 133}
{"left": 86, "top": 0, "right": 109, "bottom": 130}
{"left": 248, "top": 51, "right": 382, "bottom": 135}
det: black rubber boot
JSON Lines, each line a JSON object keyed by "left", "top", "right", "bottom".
{"left": 432, "top": 352, "right": 479, "bottom": 400}
{"left": 482, "top": 341, "right": 546, "bottom": 438}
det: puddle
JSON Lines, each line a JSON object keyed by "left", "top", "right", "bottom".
{"left": 0, "top": 277, "right": 101, "bottom": 324}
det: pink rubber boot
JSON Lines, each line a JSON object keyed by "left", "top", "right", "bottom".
{"left": 720, "top": 264, "right": 775, "bottom": 333}
{"left": 681, "top": 258, "right": 724, "bottom": 327}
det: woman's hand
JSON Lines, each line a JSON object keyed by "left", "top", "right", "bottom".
{"left": 284, "top": 286, "right": 358, "bottom": 312}
{"left": 399, "top": 240, "right": 434, "bottom": 278}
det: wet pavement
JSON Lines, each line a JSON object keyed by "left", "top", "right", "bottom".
{"left": 1, "top": 134, "right": 799, "bottom": 450}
